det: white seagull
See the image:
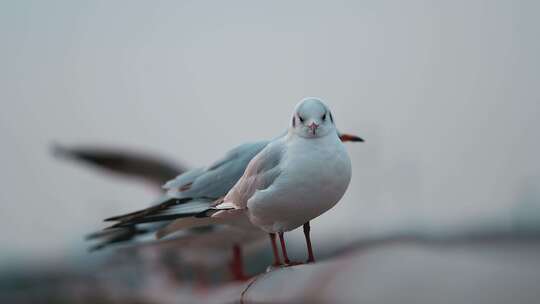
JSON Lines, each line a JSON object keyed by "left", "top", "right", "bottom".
{"left": 211, "top": 98, "right": 352, "bottom": 265}
{"left": 94, "top": 97, "right": 362, "bottom": 272}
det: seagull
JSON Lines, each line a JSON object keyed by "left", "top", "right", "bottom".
{"left": 90, "top": 99, "right": 362, "bottom": 274}
{"left": 211, "top": 98, "right": 353, "bottom": 265}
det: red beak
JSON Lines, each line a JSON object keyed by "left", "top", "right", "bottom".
{"left": 339, "top": 133, "right": 364, "bottom": 142}
{"left": 308, "top": 122, "right": 319, "bottom": 135}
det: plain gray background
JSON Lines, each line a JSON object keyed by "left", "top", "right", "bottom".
{"left": 1, "top": 0, "right": 539, "bottom": 268}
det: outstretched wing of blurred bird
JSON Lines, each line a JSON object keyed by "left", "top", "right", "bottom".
{"left": 52, "top": 144, "right": 185, "bottom": 187}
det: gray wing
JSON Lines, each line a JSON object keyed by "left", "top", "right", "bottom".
{"left": 163, "top": 167, "right": 206, "bottom": 192}
{"left": 220, "top": 139, "right": 285, "bottom": 209}
{"left": 163, "top": 140, "right": 270, "bottom": 199}
{"left": 100, "top": 141, "right": 270, "bottom": 231}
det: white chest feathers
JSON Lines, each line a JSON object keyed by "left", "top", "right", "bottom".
{"left": 247, "top": 134, "right": 352, "bottom": 232}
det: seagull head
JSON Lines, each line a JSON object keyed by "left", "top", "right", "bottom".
{"left": 291, "top": 97, "right": 337, "bottom": 139}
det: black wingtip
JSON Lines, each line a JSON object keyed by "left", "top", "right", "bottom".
{"left": 86, "top": 226, "right": 149, "bottom": 252}
{"left": 85, "top": 227, "right": 127, "bottom": 240}
{"left": 195, "top": 208, "right": 222, "bottom": 218}
{"left": 104, "top": 197, "right": 194, "bottom": 224}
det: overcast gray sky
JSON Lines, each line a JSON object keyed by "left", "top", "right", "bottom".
{"left": 1, "top": 0, "right": 539, "bottom": 267}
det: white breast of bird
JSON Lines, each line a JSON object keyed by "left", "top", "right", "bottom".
{"left": 247, "top": 131, "right": 352, "bottom": 233}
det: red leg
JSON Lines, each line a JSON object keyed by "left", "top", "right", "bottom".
{"left": 269, "top": 233, "right": 282, "bottom": 266}
{"left": 303, "top": 222, "right": 315, "bottom": 263}
{"left": 230, "top": 244, "right": 248, "bottom": 281}
{"left": 278, "top": 232, "right": 291, "bottom": 264}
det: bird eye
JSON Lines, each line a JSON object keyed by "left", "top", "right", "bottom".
{"left": 298, "top": 115, "right": 304, "bottom": 123}
{"left": 322, "top": 113, "right": 326, "bottom": 121}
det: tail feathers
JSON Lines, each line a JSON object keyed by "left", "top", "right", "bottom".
{"left": 111, "top": 210, "right": 202, "bottom": 226}
{"left": 107, "top": 198, "right": 213, "bottom": 228}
